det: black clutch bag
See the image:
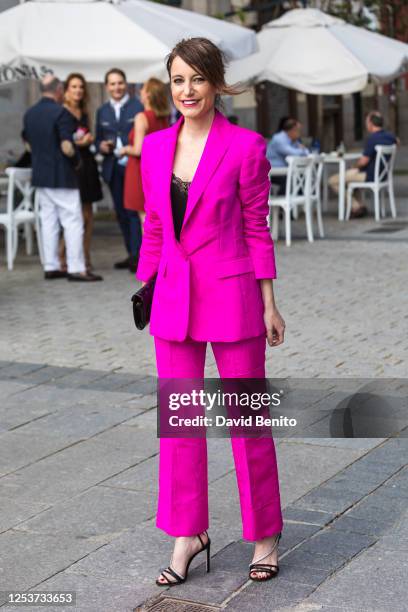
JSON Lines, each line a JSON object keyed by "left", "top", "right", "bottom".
{"left": 131, "top": 276, "right": 157, "bottom": 330}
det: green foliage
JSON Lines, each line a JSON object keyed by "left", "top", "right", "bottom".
{"left": 314, "top": 0, "right": 377, "bottom": 29}
{"left": 312, "top": 0, "right": 408, "bottom": 39}
{"left": 235, "top": 8, "right": 247, "bottom": 24}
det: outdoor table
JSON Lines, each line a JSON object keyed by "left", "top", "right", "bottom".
{"left": 322, "top": 152, "right": 361, "bottom": 220}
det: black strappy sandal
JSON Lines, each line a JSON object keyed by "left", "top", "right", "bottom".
{"left": 248, "top": 532, "right": 281, "bottom": 582}
{"left": 156, "top": 530, "right": 211, "bottom": 587}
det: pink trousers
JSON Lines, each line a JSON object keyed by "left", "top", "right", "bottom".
{"left": 154, "top": 334, "right": 284, "bottom": 541}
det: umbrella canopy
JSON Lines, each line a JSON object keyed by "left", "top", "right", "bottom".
{"left": 0, "top": 0, "right": 257, "bottom": 85}
{"left": 226, "top": 8, "right": 408, "bottom": 94}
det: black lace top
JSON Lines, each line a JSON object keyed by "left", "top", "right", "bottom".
{"left": 171, "top": 173, "right": 191, "bottom": 241}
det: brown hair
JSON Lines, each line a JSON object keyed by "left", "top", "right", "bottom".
{"left": 367, "top": 110, "right": 384, "bottom": 128}
{"left": 104, "top": 67, "right": 127, "bottom": 84}
{"left": 282, "top": 118, "right": 299, "bottom": 132}
{"left": 166, "top": 37, "right": 246, "bottom": 108}
{"left": 144, "top": 78, "right": 170, "bottom": 118}
{"left": 64, "top": 73, "right": 89, "bottom": 115}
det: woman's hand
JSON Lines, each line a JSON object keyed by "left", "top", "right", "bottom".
{"left": 76, "top": 133, "right": 93, "bottom": 147}
{"left": 259, "top": 279, "right": 285, "bottom": 347}
{"left": 264, "top": 305, "right": 285, "bottom": 347}
{"left": 82, "top": 132, "right": 94, "bottom": 146}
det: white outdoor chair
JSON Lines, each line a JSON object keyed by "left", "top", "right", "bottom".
{"left": 309, "top": 154, "right": 325, "bottom": 238}
{"left": 346, "top": 144, "right": 397, "bottom": 222}
{"left": 0, "top": 167, "right": 38, "bottom": 270}
{"left": 268, "top": 156, "right": 314, "bottom": 246}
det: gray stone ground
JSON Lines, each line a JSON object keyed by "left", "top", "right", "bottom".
{"left": 0, "top": 162, "right": 407, "bottom": 612}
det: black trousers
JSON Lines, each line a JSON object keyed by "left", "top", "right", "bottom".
{"left": 271, "top": 175, "right": 287, "bottom": 196}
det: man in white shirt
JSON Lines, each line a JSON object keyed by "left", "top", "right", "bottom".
{"left": 95, "top": 69, "right": 144, "bottom": 270}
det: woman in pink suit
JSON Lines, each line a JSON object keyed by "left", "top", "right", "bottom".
{"left": 136, "top": 37, "right": 286, "bottom": 586}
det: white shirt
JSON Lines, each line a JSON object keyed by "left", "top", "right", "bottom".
{"left": 109, "top": 93, "right": 129, "bottom": 149}
{"left": 266, "top": 130, "right": 310, "bottom": 167}
{"left": 109, "top": 93, "right": 130, "bottom": 121}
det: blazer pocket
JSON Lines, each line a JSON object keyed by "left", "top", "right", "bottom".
{"left": 215, "top": 256, "right": 254, "bottom": 279}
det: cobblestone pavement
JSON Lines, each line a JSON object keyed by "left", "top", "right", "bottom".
{"left": 1, "top": 193, "right": 408, "bottom": 378}
{"left": 0, "top": 177, "right": 407, "bottom": 611}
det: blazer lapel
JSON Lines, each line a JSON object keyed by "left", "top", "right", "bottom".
{"left": 106, "top": 102, "right": 116, "bottom": 124}
{"left": 159, "top": 115, "right": 183, "bottom": 236}
{"left": 183, "top": 109, "right": 234, "bottom": 229}
{"left": 158, "top": 110, "right": 235, "bottom": 239}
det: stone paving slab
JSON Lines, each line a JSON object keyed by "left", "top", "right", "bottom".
{"left": 100, "top": 455, "right": 159, "bottom": 494}
{"left": 61, "top": 522, "right": 169, "bottom": 583}
{"left": 0, "top": 530, "right": 106, "bottom": 596}
{"left": 288, "top": 437, "right": 384, "bottom": 451}
{"left": 0, "top": 392, "right": 54, "bottom": 431}
{"left": 282, "top": 508, "right": 338, "bottom": 527}
{"left": 223, "top": 578, "right": 316, "bottom": 611}
{"left": 0, "top": 361, "right": 14, "bottom": 369}
{"left": 15, "top": 486, "right": 156, "bottom": 540}
{"left": 1, "top": 572, "right": 156, "bottom": 612}
{"left": 294, "top": 528, "right": 376, "bottom": 559}
{"left": 0, "top": 362, "right": 48, "bottom": 379}
{"left": 13, "top": 365, "right": 78, "bottom": 385}
{"left": 0, "top": 497, "right": 50, "bottom": 534}
{"left": 272, "top": 441, "right": 366, "bottom": 507}
{"left": 49, "top": 368, "right": 116, "bottom": 389}
{"left": 123, "top": 406, "right": 159, "bottom": 430}
{"left": 8, "top": 397, "right": 146, "bottom": 446}
{"left": 0, "top": 429, "right": 87, "bottom": 477}
{"left": 302, "top": 542, "right": 408, "bottom": 612}
{"left": 157, "top": 565, "right": 247, "bottom": 606}
{"left": 0, "top": 426, "right": 159, "bottom": 506}
{"left": 0, "top": 379, "right": 41, "bottom": 400}
{"left": 2, "top": 383, "right": 141, "bottom": 413}
{"left": 0, "top": 361, "right": 157, "bottom": 395}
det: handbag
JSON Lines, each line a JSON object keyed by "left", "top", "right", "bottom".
{"left": 131, "top": 276, "right": 157, "bottom": 330}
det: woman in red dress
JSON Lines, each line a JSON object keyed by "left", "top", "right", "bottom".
{"left": 121, "top": 78, "right": 170, "bottom": 272}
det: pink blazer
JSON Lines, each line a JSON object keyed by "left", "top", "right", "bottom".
{"left": 136, "top": 108, "right": 277, "bottom": 342}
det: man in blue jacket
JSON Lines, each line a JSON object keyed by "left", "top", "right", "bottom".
{"left": 95, "top": 68, "right": 143, "bottom": 270}
{"left": 329, "top": 111, "right": 397, "bottom": 217}
{"left": 23, "top": 75, "right": 102, "bottom": 282}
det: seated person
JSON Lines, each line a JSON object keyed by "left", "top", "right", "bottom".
{"left": 328, "top": 111, "right": 398, "bottom": 218}
{"left": 267, "top": 118, "right": 309, "bottom": 194}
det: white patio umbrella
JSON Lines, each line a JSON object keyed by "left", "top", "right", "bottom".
{"left": 226, "top": 8, "right": 408, "bottom": 94}
{"left": 0, "top": 0, "right": 257, "bottom": 84}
